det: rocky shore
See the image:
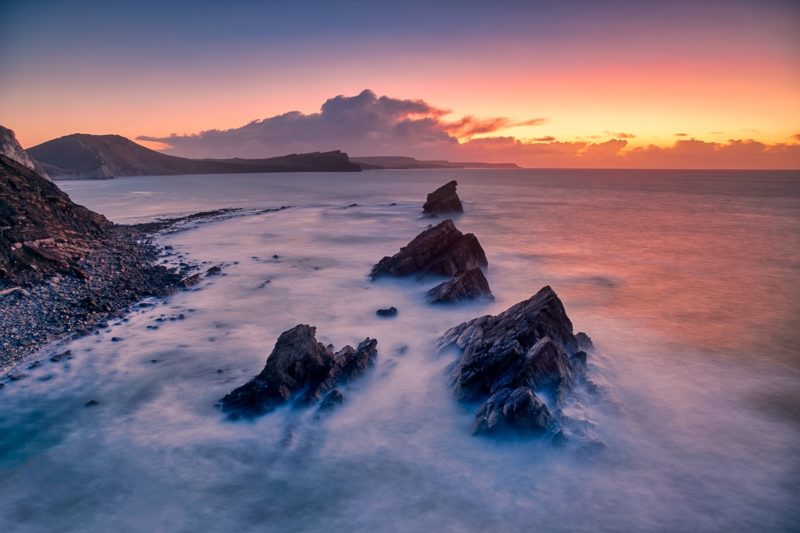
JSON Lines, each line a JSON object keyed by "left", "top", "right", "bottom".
{"left": 0, "top": 149, "right": 211, "bottom": 370}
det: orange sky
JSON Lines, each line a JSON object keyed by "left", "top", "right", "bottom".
{"left": 1, "top": 0, "right": 798, "bottom": 168}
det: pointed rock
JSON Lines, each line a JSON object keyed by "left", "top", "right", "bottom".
{"left": 427, "top": 267, "right": 493, "bottom": 303}
{"left": 219, "top": 325, "right": 378, "bottom": 418}
{"left": 423, "top": 180, "right": 463, "bottom": 216}
{"left": 439, "top": 286, "right": 592, "bottom": 439}
{"left": 370, "top": 220, "right": 487, "bottom": 279}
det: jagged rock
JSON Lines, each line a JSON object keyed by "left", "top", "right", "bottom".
{"left": 219, "top": 325, "right": 378, "bottom": 418}
{"left": 423, "top": 180, "right": 463, "bottom": 216}
{"left": 427, "top": 267, "right": 493, "bottom": 303}
{"left": 370, "top": 220, "right": 487, "bottom": 279}
{"left": 471, "top": 386, "right": 557, "bottom": 436}
{"left": 318, "top": 389, "right": 345, "bottom": 412}
{"left": 439, "top": 286, "right": 592, "bottom": 438}
{"left": 576, "top": 331, "right": 594, "bottom": 351}
{"left": 376, "top": 306, "right": 397, "bottom": 317}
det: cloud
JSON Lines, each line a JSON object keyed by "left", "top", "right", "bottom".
{"left": 139, "top": 89, "right": 543, "bottom": 159}
{"left": 442, "top": 116, "right": 546, "bottom": 138}
{"left": 139, "top": 89, "right": 800, "bottom": 169}
{"left": 603, "top": 130, "right": 635, "bottom": 139}
{"left": 792, "top": 133, "right": 800, "bottom": 141}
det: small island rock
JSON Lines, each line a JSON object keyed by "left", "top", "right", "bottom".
{"left": 423, "top": 180, "right": 463, "bottom": 216}
{"left": 370, "top": 220, "right": 487, "bottom": 279}
{"left": 219, "top": 324, "right": 378, "bottom": 418}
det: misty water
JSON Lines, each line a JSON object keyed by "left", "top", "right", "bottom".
{"left": 2, "top": 169, "right": 799, "bottom": 532}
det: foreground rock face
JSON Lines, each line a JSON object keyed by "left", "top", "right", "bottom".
{"left": 438, "top": 286, "right": 592, "bottom": 437}
{"left": 0, "top": 155, "right": 110, "bottom": 284}
{"left": 370, "top": 220, "right": 487, "bottom": 279}
{"left": 423, "top": 180, "right": 463, "bottom": 216}
{"left": 427, "top": 267, "right": 493, "bottom": 304}
{"left": 0, "top": 125, "right": 49, "bottom": 179}
{"left": 219, "top": 325, "right": 378, "bottom": 418}
{"left": 1, "top": 154, "right": 185, "bottom": 367}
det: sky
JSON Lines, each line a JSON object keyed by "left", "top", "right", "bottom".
{"left": 1, "top": 0, "right": 798, "bottom": 168}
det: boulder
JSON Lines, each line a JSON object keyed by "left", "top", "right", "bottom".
{"left": 438, "top": 286, "right": 592, "bottom": 438}
{"left": 370, "top": 220, "right": 487, "bottom": 279}
{"left": 423, "top": 180, "right": 463, "bottom": 216}
{"left": 376, "top": 306, "right": 398, "bottom": 317}
{"left": 471, "top": 386, "right": 557, "bottom": 436}
{"left": 219, "top": 324, "right": 378, "bottom": 418}
{"left": 427, "top": 267, "right": 493, "bottom": 303}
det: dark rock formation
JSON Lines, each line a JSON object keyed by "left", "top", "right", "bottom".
{"left": 427, "top": 267, "right": 493, "bottom": 304}
{"left": 0, "top": 154, "right": 109, "bottom": 284}
{"left": 438, "top": 286, "right": 591, "bottom": 437}
{"left": 370, "top": 220, "right": 487, "bottom": 279}
{"left": 423, "top": 180, "right": 463, "bottom": 216}
{"left": 376, "top": 306, "right": 398, "bottom": 317}
{"left": 471, "top": 386, "right": 556, "bottom": 436}
{"left": 27, "top": 133, "right": 361, "bottom": 180}
{"left": 219, "top": 325, "right": 378, "bottom": 418}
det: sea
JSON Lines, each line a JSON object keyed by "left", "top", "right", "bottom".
{"left": 1, "top": 168, "right": 798, "bottom": 532}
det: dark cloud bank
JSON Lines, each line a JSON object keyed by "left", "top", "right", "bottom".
{"left": 139, "top": 89, "right": 800, "bottom": 169}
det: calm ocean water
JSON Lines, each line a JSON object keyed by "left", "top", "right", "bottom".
{"left": 1, "top": 168, "right": 798, "bottom": 531}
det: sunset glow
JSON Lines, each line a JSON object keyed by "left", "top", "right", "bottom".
{"left": 1, "top": 0, "right": 798, "bottom": 168}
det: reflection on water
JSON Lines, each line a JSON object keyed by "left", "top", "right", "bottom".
{"left": 1, "top": 168, "right": 798, "bottom": 531}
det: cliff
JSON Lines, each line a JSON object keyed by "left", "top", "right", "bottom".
{"left": 27, "top": 133, "right": 361, "bottom": 179}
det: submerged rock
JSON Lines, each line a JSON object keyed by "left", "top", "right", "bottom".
{"left": 427, "top": 267, "right": 493, "bottom": 304}
{"left": 370, "top": 220, "right": 487, "bottom": 279}
{"left": 423, "top": 180, "right": 463, "bottom": 216}
{"left": 471, "top": 386, "right": 557, "bottom": 436}
{"left": 438, "top": 286, "right": 592, "bottom": 438}
{"left": 219, "top": 324, "right": 378, "bottom": 418}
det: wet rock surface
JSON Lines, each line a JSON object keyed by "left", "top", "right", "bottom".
{"left": 427, "top": 267, "right": 493, "bottom": 304}
{"left": 376, "top": 306, "right": 398, "bottom": 317}
{"left": 370, "top": 219, "right": 487, "bottom": 279}
{"left": 438, "top": 286, "right": 592, "bottom": 437}
{"left": 219, "top": 325, "right": 378, "bottom": 418}
{"left": 422, "top": 180, "right": 463, "bottom": 216}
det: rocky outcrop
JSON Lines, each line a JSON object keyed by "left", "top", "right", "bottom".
{"left": 27, "top": 133, "right": 361, "bottom": 180}
{"left": 0, "top": 125, "right": 49, "bottom": 179}
{"left": 471, "top": 386, "right": 556, "bottom": 436}
{"left": 438, "top": 286, "right": 592, "bottom": 438}
{"left": 427, "top": 267, "right": 493, "bottom": 304}
{"left": 0, "top": 154, "right": 109, "bottom": 283}
{"left": 0, "top": 154, "right": 187, "bottom": 366}
{"left": 219, "top": 325, "right": 378, "bottom": 418}
{"left": 376, "top": 306, "right": 397, "bottom": 317}
{"left": 370, "top": 220, "right": 487, "bottom": 279}
{"left": 423, "top": 180, "right": 463, "bottom": 216}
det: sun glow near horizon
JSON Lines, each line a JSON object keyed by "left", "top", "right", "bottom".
{"left": 1, "top": 0, "right": 798, "bottom": 168}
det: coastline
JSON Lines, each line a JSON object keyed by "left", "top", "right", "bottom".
{"left": 0, "top": 208, "right": 248, "bottom": 373}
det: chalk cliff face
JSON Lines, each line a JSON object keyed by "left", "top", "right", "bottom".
{"left": 0, "top": 125, "right": 50, "bottom": 179}
{"left": 27, "top": 133, "right": 361, "bottom": 179}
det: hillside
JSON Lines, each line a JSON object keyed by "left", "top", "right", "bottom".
{"left": 27, "top": 134, "right": 361, "bottom": 179}
{"left": 351, "top": 156, "right": 520, "bottom": 170}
